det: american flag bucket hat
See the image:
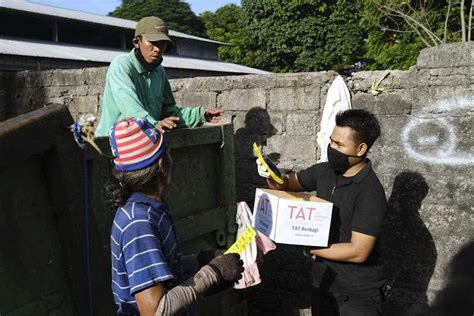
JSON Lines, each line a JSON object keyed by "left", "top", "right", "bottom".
{"left": 108, "top": 117, "right": 167, "bottom": 172}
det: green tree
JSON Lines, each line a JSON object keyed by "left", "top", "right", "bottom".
{"left": 240, "top": 0, "right": 365, "bottom": 72}
{"left": 359, "top": 0, "right": 472, "bottom": 70}
{"left": 109, "top": 0, "right": 207, "bottom": 37}
{"left": 200, "top": 5, "right": 259, "bottom": 67}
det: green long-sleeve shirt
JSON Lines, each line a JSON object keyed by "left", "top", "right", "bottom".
{"left": 95, "top": 49, "right": 205, "bottom": 137}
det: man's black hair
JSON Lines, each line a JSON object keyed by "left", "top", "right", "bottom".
{"left": 106, "top": 154, "right": 171, "bottom": 210}
{"left": 335, "top": 109, "right": 381, "bottom": 149}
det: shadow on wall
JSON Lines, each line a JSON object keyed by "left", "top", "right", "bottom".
{"left": 430, "top": 239, "right": 474, "bottom": 315}
{"left": 380, "top": 171, "right": 437, "bottom": 316}
{"left": 234, "top": 107, "right": 280, "bottom": 206}
{"left": 234, "top": 108, "right": 313, "bottom": 315}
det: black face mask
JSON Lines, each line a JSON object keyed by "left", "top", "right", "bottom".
{"left": 327, "top": 144, "right": 365, "bottom": 173}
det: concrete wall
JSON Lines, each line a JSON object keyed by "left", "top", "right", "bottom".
{"left": 1, "top": 42, "right": 473, "bottom": 315}
{"left": 171, "top": 43, "right": 474, "bottom": 314}
{"left": 0, "top": 66, "right": 250, "bottom": 121}
{"left": 0, "top": 56, "right": 241, "bottom": 77}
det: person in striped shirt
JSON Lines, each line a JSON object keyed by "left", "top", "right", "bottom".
{"left": 108, "top": 117, "right": 244, "bottom": 315}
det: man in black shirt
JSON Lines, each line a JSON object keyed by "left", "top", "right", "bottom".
{"left": 256, "top": 109, "right": 388, "bottom": 315}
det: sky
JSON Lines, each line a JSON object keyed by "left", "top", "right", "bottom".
{"left": 30, "top": 0, "right": 239, "bottom": 16}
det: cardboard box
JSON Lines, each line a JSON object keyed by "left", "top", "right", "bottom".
{"left": 252, "top": 188, "right": 333, "bottom": 247}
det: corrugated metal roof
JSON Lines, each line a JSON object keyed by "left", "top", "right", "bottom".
{"left": 0, "top": 37, "right": 270, "bottom": 74}
{"left": 0, "top": 0, "right": 226, "bottom": 45}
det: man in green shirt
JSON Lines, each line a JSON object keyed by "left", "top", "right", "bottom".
{"left": 95, "top": 16, "right": 223, "bottom": 137}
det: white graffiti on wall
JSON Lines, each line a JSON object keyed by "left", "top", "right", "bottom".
{"left": 401, "top": 96, "right": 473, "bottom": 165}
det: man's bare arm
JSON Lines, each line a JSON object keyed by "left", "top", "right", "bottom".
{"left": 135, "top": 283, "right": 166, "bottom": 316}
{"left": 310, "top": 231, "right": 377, "bottom": 263}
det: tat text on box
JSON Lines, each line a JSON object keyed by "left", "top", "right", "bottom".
{"left": 252, "top": 188, "right": 333, "bottom": 247}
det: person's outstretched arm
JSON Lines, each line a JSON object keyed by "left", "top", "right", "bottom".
{"left": 160, "top": 75, "right": 205, "bottom": 129}
{"left": 134, "top": 254, "right": 243, "bottom": 316}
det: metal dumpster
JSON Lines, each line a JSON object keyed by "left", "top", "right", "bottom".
{"left": 0, "top": 104, "right": 243, "bottom": 315}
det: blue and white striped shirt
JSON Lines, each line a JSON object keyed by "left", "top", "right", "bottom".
{"left": 111, "top": 192, "right": 181, "bottom": 315}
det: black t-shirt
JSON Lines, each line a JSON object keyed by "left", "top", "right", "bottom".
{"left": 297, "top": 160, "right": 388, "bottom": 296}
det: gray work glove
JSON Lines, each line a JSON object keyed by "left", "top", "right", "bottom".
{"left": 207, "top": 253, "right": 244, "bottom": 283}
{"left": 197, "top": 249, "right": 225, "bottom": 267}
{"left": 155, "top": 254, "right": 244, "bottom": 315}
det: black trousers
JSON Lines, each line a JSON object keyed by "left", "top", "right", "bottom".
{"left": 311, "top": 287, "right": 383, "bottom": 316}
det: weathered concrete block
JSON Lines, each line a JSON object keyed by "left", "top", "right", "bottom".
{"left": 275, "top": 158, "right": 318, "bottom": 174}
{"left": 372, "top": 108, "right": 474, "bottom": 173}
{"left": 245, "top": 71, "right": 335, "bottom": 89}
{"left": 369, "top": 115, "right": 435, "bottom": 172}
{"left": 10, "top": 89, "right": 48, "bottom": 114}
{"left": 12, "top": 86, "right": 45, "bottom": 104}
{"left": 372, "top": 114, "right": 473, "bottom": 184}
{"left": 269, "top": 86, "right": 320, "bottom": 111}
{"left": 418, "top": 173, "right": 474, "bottom": 205}
{"left": 420, "top": 202, "right": 474, "bottom": 272}
{"left": 382, "top": 70, "right": 420, "bottom": 90}
{"left": 51, "top": 69, "right": 85, "bottom": 86}
{"left": 234, "top": 134, "right": 279, "bottom": 160}
{"left": 350, "top": 69, "right": 427, "bottom": 92}
{"left": 172, "top": 75, "right": 255, "bottom": 92}
{"left": 87, "top": 83, "right": 105, "bottom": 97}
{"left": 286, "top": 112, "right": 318, "bottom": 135}
{"left": 174, "top": 91, "right": 217, "bottom": 108}
{"left": 45, "top": 85, "right": 89, "bottom": 98}
{"left": 83, "top": 67, "right": 108, "bottom": 85}
{"left": 266, "top": 135, "right": 317, "bottom": 161}
{"left": 14, "top": 70, "right": 54, "bottom": 87}
{"left": 350, "top": 70, "right": 395, "bottom": 93}
{"left": 374, "top": 115, "right": 409, "bottom": 147}
{"left": 217, "top": 88, "right": 266, "bottom": 111}
{"left": 44, "top": 97, "right": 65, "bottom": 106}
{"left": 417, "top": 42, "right": 474, "bottom": 69}
{"left": 379, "top": 167, "right": 474, "bottom": 213}
{"left": 414, "top": 67, "right": 474, "bottom": 87}
{"left": 232, "top": 109, "right": 284, "bottom": 136}
{"left": 408, "top": 86, "right": 473, "bottom": 115}
{"left": 68, "top": 95, "right": 99, "bottom": 114}
{"left": 352, "top": 92, "right": 412, "bottom": 115}
{"left": 171, "top": 71, "right": 337, "bottom": 93}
